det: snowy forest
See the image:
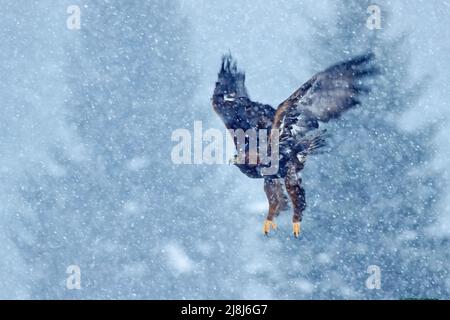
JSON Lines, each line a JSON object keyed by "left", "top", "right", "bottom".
{"left": 0, "top": 0, "right": 449, "bottom": 299}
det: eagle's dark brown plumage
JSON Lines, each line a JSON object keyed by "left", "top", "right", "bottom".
{"left": 212, "top": 53, "right": 377, "bottom": 237}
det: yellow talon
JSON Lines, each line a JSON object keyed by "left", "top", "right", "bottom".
{"left": 263, "top": 220, "right": 277, "bottom": 236}
{"left": 293, "top": 222, "right": 301, "bottom": 238}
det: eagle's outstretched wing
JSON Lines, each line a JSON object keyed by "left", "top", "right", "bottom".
{"left": 273, "top": 53, "right": 377, "bottom": 157}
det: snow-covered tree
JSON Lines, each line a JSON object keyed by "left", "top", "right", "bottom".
{"left": 281, "top": 0, "right": 442, "bottom": 298}
{"left": 13, "top": 0, "right": 200, "bottom": 298}
{"left": 4, "top": 0, "right": 447, "bottom": 299}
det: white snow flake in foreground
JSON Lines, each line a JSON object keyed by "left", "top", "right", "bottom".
{"left": 126, "top": 156, "right": 149, "bottom": 171}
{"left": 164, "top": 243, "right": 193, "bottom": 274}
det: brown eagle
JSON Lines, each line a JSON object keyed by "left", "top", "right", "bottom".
{"left": 212, "top": 53, "right": 377, "bottom": 237}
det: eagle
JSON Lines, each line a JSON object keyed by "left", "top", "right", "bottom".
{"left": 212, "top": 53, "right": 377, "bottom": 237}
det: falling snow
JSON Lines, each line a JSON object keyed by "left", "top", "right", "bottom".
{"left": 0, "top": 0, "right": 449, "bottom": 299}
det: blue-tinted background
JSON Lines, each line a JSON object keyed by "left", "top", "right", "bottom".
{"left": 0, "top": 0, "right": 449, "bottom": 299}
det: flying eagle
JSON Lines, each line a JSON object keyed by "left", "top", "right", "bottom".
{"left": 212, "top": 53, "right": 377, "bottom": 237}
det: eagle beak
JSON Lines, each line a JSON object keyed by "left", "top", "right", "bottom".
{"left": 228, "top": 155, "right": 238, "bottom": 165}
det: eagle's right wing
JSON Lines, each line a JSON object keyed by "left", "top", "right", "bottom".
{"left": 272, "top": 53, "right": 377, "bottom": 153}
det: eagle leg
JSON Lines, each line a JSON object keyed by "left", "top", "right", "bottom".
{"left": 278, "top": 185, "right": 290, "bottom": 211}
{"left": 262, "top": 178, "right": 285, "bottom": 236}
{"left": 285, "top": 163, "right": 306, "bottom": 238}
